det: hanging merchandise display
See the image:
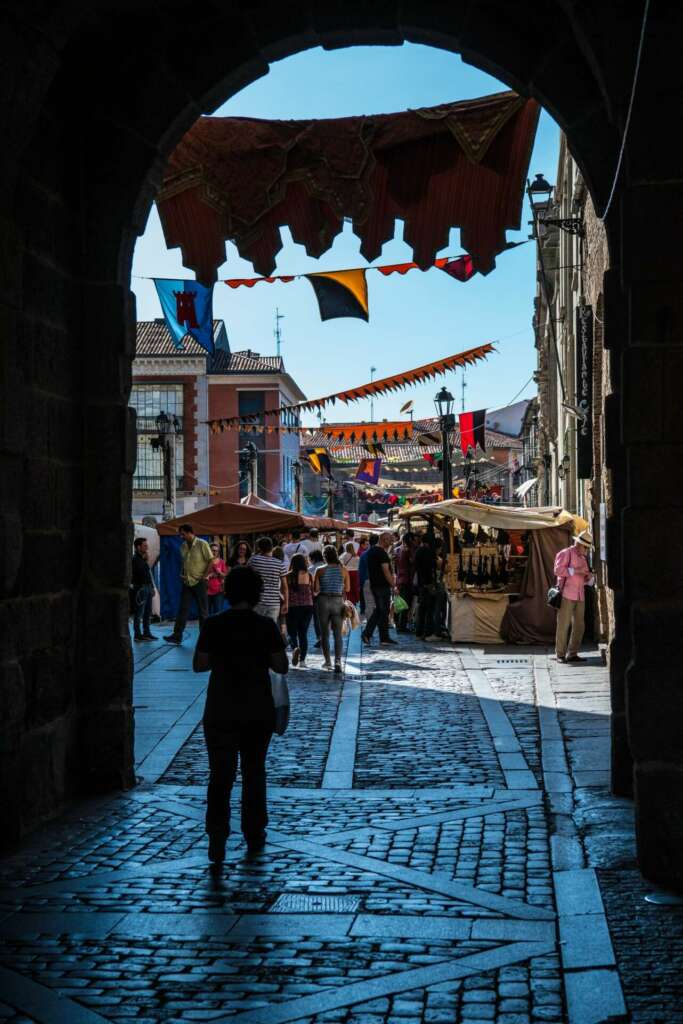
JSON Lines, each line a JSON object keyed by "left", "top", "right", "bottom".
{"left": 206, "top": 342, "right": 495, "bottom": 433}
{"left": 156, "top": 91, "right": 540, "bottom": 281}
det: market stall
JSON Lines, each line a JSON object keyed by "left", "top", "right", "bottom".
{"left": 156, "top": 500, "right": 305, "bottom": 619}
{"left": 400, "top": 499, "right": 582, "bottom": 645}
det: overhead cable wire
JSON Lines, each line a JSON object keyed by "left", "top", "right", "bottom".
{"left": 598, "top": 0, "right": 650, "bottom": 221}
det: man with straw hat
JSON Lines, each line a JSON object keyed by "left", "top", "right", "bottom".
{"left": 553, "top": 529, "right": 594, "bottom": 663}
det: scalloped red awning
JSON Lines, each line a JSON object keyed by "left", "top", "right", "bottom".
{"left": 157, "top": 91, "right": 539, "bottom": 282}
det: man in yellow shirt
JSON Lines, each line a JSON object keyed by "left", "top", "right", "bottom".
{"left": 164, "top": 524, "right": 214, "bottom": 645}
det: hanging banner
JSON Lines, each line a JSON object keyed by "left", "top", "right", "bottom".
{"left": 356, "top": 459, "right": 382, "bottom": 485}
{"left": 305, "top": 269, "right": 369, "bottom": 322}
{"left": 575, "top": 304, "right": 593, "bottom": 478}
{"left": 306, "top": 449, "right": 333, "bottom": 478}
{"left": 459, "top": 409, "right": 487, "bottom": 454}
{"left": 153, "top": 279, "right": 215, "bottom": 353}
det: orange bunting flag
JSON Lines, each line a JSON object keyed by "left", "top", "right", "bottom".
{"left": 204, "top": 342, "right": 495, "bottom": 433}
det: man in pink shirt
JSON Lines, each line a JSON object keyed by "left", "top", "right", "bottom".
{"left": 553, "top": 530, "right": 594, "bottom": 662}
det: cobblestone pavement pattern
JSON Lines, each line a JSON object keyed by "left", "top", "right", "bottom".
{"left": 0, "top": 629, "right": 681, "bottom": 1022}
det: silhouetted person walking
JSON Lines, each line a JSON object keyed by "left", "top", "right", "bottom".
{"left": 193, "top": 566, "right": 288, "bottom": 866}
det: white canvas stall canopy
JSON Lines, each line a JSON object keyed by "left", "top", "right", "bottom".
{"left": 399, "top": 498, "right": 576, "bottom": 531}
{"left": 398, "top": 498, "right": 585, "bottom": 645}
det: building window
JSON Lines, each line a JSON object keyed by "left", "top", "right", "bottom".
{"left": 238, "top": 391, "right": 265, "bottom": 498}
{"left": 131, "top": 384, "right": 184, "bottom": 491}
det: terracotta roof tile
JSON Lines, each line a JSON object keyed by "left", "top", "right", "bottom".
{"left": 134, "top": 320, "right": 284, "bottom": 373}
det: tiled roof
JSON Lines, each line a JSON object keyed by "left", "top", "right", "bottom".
{"left": 212, "top": 350, "right": 283, "bottom": 374}
{"left": 135, "top": 319, "right": 222, "bottom": 357}
{"left": 306, "top": 421, "right": 522, "bottom": 456}
{"left": 134, "top": 320, "right": 284, "bottom": 373}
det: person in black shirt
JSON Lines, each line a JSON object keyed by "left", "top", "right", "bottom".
{"left": 193, "top": 565, "right": 288, "bottom": 866}
{"left": 131, "top": 537, "right": 157, "bottom": 641}
{"left": 362, "top": 531, "right": 397, "bottom": 646}
{"left": 414, "top": 535, "right": 438, "bottom": 640}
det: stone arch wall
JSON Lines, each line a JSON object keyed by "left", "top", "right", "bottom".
{"left": 1, "top": 2, "right": 682, "bottom": 887}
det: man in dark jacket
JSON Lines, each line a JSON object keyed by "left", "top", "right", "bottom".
{"left": 132, "top": 537, "right": 157, "bottom": 642}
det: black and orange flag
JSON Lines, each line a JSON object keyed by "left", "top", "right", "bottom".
{"left": 305, "top": 269, "right": 369, "bottom": 322}
{"left": 306, "top": 448, "right": 333, "bottom": 477}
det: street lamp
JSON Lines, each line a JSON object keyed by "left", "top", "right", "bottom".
{"left": 557, "top": 453, "right": 571, "bottom": 480}
{"left": 292, "top": 458, "right": 303, "bottom": 512}
{"left": 153, "top": 411, "right": 181, "bottom": 520}
{"left": 434, "top": 386, "right": 455, "bottom": 501}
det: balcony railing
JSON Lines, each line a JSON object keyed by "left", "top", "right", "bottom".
{"left": 135, "top": 415, "right": 184, "bottom": 433}
{"left": 133, "top": 475, "right": 185, "bottom": 492}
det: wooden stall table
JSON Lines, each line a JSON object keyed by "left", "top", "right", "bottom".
{"left": 449, "top": 590, "right": 510, "bottom": 644}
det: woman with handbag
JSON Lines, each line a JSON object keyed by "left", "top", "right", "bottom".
{"left": 553, "top": 530, "right": 594, "bottom": 663}
{"left": 193, "top": 565, "right": 288, "bottom": 867}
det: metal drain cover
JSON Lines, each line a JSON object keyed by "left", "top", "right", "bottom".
{"left": 270, "top": 894, "right": 361, "bottom": 913}
{"left": 494, "top": 658, "right": 531, "bottom": 665}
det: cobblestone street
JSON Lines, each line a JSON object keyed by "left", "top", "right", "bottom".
{"left": 1, "top": 631, "right": 681, "bottom": 1023}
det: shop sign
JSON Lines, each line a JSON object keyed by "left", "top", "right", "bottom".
{"left": 575, "top": 304, "right": 593, "bottom": 478}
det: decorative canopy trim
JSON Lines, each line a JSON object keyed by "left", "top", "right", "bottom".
{"left": 157, "top": 91, "right": 539, "bottom": 281}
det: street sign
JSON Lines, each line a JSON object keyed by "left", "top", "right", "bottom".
{"left": 575, "top": 304, "right": 593, "bottom": 478}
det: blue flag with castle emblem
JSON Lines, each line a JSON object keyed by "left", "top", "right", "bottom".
{"left": 153, "top": 279, "right": 215, "bottom": 354}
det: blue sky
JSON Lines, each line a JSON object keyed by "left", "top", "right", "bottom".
{"left": 132, "top": 44, "right": 559, "bottom": 424}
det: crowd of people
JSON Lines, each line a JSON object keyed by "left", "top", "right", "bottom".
{"left": 129, "top": 523, "right": 454, "bottom": 658}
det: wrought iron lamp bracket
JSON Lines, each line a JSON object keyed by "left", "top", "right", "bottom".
{"left": 540, "top": 217, "right": 585, "bottom": 237}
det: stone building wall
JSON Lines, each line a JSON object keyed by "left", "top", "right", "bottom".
{"left": 582, "top": 194, "right": 613, "bottom": 643}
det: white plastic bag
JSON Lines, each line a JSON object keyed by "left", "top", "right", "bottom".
{"left": 270, "top": 671, "right": 290, "bottom": 736}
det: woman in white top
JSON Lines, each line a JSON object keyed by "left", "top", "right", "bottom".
{"left": 340, "top": 542, "right": 360, "bottom": 604}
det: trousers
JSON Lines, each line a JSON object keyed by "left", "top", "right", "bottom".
{"left": 203, "top": 719, "right": 273, "bottom": 839}
{"left": 364, "top": 585, "right": 391, "bottom": 642}
{"left": 132, "top": 584, "right": 152, "bottom": 637}
{"left": 555, "top": 597, "right": 585, "bottom": 658}
{"left": 173, "top": 579, "right": 208, "bottom": 639}
{"left": 415, "top": 584, "right": 436, "bottom": 638}
{"left": 287, "top": 605, "right": 314, "bottom": 661}
{"left": 317, "top": 593, "right": 344, "bottom": 664}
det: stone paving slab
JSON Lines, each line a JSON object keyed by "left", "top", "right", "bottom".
{"left": 2, "top": 632, "right": 667, "bottom": 1023}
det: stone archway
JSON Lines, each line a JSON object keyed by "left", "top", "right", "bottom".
{"left": 1, "top": 2, "right": 681, "bottom": 888}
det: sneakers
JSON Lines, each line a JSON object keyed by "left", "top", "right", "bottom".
{"left": 299, "top": 660, "right": 308, "bottom": 670}
{"left": 313, "top": 640, "right": 322, "bottom": 649}
{"left": 361, "top": 633, "right": 371, "bottom": 646}
{"left": 425, "top": 634, "right": 442, "bottom": 642}
{"left": 141, "top": 634, "right": 157, "bottom": 642}
{"left": 334, "top": 662, "right": 343, "bottom": 675}
{"left": 292, "top": 647, "right": 300, "bottom": 666}
{"left": 380, "top": 638, "right": 398, "bottom": 646}
{"left": 322, "top": 660, "right": 333, "bottom": 670}
{"left": 133, "top": 635, "right": 144, "bottom": 643}
{"left": 164, "top": 635, "right": 181, "bottom": 645}
{"left": 565, "top": 654, "right": 581, "bottom": 663}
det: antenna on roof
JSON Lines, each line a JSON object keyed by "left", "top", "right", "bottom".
{"left": 274, "top": 307, "right": 285, "bottom": 357}
{"left": 461, "top": 370, "right": 467, "bottom": 412}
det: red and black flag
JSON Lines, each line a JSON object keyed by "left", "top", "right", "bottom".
{"left": 459, "top": 410, "right": 486, "bottom": 454}
{"left": 305, "top": 269, "right": 369, "bottom": 322}
{"left": 439, "top": 254, "right": 476, "bottom": 282}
